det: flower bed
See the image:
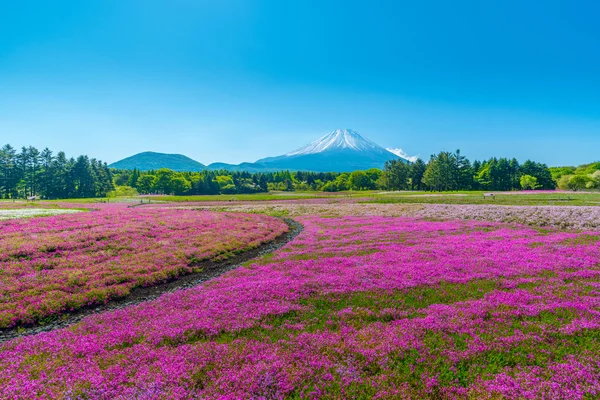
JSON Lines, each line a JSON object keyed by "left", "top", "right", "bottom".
{"left": 0, "top": 207, "right": 288, "bottom": 328}
{"left": 1, "top": 215, "right": 599, "bottom": 398}
{"left": 0, "top": 208, "right": 81, "bottom": 220}
{"left": 189, "top": 202, "right": 600, "bottom": 231}
{"left": 416, "top": 203, "right": 600, "bottom": 230}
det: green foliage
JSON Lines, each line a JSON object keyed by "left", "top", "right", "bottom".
{"left": 567, "top": 175, "right": 591, "bottom": 191}
{"left": 553, "top": 162, "right": 600, "bottom": 192}
{"left": 349, "top": 170, "right": 375, "bottom": 190}
{"left": 136, "top": 175, "right": 156, "bottom": 194}
{"left": 417, "top": 150, "right": 554, "bottom": 192}
{"left": 557, "top": 174, "right": 594, "bottom": 191}
{"left": 408, "top": 158, "right": 426, "bottom": 190}
{"left": 171, "top": 175, "right": 192, "bottom": 195}
{"left": 422, "top": 151, "right": 467, "bottom": 191}
{"left": 519, "top": 174, "right": 539, "bottom": 190}
{"left": 0, "top": 144, "right": 114, "bottom": 199}
{"left": 549, "top": 166, "right": 576, "bottom": 181}
{"left": 214, "top": 175, "right": 234, "bottom": 189}
{"left": 107, "top": 186, "right": 139, "bottom": 198}
{"left": 575, "top": 161, "right": 600, "bottom": 175}
{"left": 383, "top": 159, "right": 409, "bottom": 190}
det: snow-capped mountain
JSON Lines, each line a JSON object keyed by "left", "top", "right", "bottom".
{"left": 112, "top": 129, "right": 411, "bottom": 173}
{"left": 286, "top": 129, "right": 388, "bottom": 156}
{"left": 229, "top": 129, "right": 409, "bottom": 172}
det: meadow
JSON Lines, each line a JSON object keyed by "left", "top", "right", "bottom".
{"left": 143, "top": 190, "right": 600, "bottom": 207}
{"left": 0, "top": 193, "right": 599, "bottom": 399}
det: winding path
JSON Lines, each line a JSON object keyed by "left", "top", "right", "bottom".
{"left": 0, "top": 218, "right": 303, "bottom": 343}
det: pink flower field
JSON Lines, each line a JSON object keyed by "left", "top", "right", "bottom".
{"left": 0, "top": 206, "right": 288, "bottom": 328}
{"left": 1, "top": 214, "right": 599, "bottom": 399}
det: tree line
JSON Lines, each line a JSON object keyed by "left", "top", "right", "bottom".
{"left": 383, "top": 150, "right": 556, "bottom": 191}
{"left": 114, "top": 150, "right": 556, "bottom": 196}
{"left": 550, "top": 162, "right": 600, "bottom": 191}
{"left": 114, "top": 169, "right": 342, "bottom": 195}
{"left": 0, "top": 144, "right": 114, "bottom": 199}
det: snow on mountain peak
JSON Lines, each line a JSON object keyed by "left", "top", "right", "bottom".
{"left": 287, "top": 129, "right": 385, "bottom": 156}
{"left": 386, "top": 148, "right": 419, "bottom": 162}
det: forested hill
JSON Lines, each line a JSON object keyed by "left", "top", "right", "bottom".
{"left": 109, "top": 152, "right": 206, "bottom": 172}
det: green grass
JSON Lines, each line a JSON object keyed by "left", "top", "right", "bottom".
{"left": 142, "top": 191, "right": 362, "bottom": 202}
{"left": 5, "top": 190, "right": 599, "bottom": 207}
{"left": 145, "top": 190, "right": 600, "bottom": 206}
{"left": 366, "top": 191, "right": 600, "bottom": 206}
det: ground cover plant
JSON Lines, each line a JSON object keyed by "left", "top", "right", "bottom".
{"left": 0, "top": 206, "right": 288, "bottom": 328}
{"left": 0, "top": 208, "right": 81, "bottom": 220}
{"left": 184, "top": 201, "right": 600, "bottom": 230}
{"left": 1, "top": 213, "right": 599, "bottom": 398}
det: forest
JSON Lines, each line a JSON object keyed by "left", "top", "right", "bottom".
{"left": 0, "top": 144, "right": 114, "bottom": 199}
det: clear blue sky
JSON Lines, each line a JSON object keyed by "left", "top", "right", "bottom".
{"left": 1, "top": 1, "right": 598, "bottom": 166}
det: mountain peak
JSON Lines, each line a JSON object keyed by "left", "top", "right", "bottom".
{"left": 287, "top": 128, "right": 385, "bottom": 156}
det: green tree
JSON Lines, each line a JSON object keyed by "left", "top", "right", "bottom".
{"left": 589, "top": 171, "right": 600, "bottom": 189}
{"left": 0, "top": 145, "right": 19, "bottom": 198}
{"left": 214, "top": 175, "right": 234, "bottom": 189}
{"left": 521, "top": 160, "right": 555, "bottom": 190}
{"left": 128, "top": 168, "right": 141, "bottom": 188}
{"left": 322, "top": 181, "right": 339, "bottom": 192}
{"left": 383, "top": 159, "right": 409, "bottom": 190}
{"left": 422, "top": 152, "right": 455, "bottom": 191}
{"left": 520, "top": 175, "right": 539, "bottom": 190}
{"left": 154, "top": 169, "right": 175, "bottom": 194}
{"left": 171, "top": 174, "right": 191, "bottom": 195}
{"left": 566, "top": 175, "right": 589, "bottom": 191}
{"left": 136, "top": 175, "right": 156, "bottom": 194}
{"left": 73, "top": 155, "right": 95, "bottom": 198}
{"left": 349, "top": 170, "right": 375, "bottom": 190}
{"left": 409, "top": 159, "right": 426, "bottom": 190}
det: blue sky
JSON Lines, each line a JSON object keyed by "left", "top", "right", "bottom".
{"left": 1, "top": 0, "right": 598, "bottom": 166}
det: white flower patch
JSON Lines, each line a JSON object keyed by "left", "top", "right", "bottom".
{"left": 0, "top": 208, "right": 82, "bottom": 220}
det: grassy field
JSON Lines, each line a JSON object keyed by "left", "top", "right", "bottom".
{"left": 366, "top": 191, "right": 600, "bottom": 206}
{"left": 3, "top": 190, "right": 600, "bottom": 207}
{"left": 145, "top": 190, "right": 600, "bottom": 206}
{"left": 141, "top": 191, "right": 360, "bottom": 202}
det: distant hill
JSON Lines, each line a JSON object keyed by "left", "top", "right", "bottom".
{"left": 109, "top": 152, "right": 206, "bottom": 172}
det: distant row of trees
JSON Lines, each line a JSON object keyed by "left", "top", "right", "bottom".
{"left": 116, "top": 169, "right": 268, "bottom": 195}
{"left": 115, "top": 168, "right": 398, "bottom": 195}
{"left": 0, "top": 144, "right": 114, "bottom": 199}
{"left": 115, "top": 169, "right": 346, "bottom": 195}
{"left": 113, "top": 150, "right": 556, "bottom": 196}
{"left": 382, "top": 150, "right": 556, "bottom": 191}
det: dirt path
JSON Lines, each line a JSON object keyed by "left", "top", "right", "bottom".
{"left": 0, "top": 218, "right": 303, "bottom": 343}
